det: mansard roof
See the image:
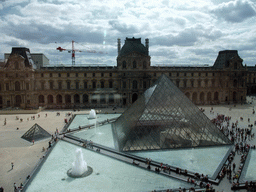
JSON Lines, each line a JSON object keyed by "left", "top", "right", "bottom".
{"left": 119, "top": 37, "right": 148, "bottom": 57}
{"left": 6, "top": 47, "right": 37, "bottom": 69}
{"left": 213, "top": 50, "right": 243, "bottom": 69}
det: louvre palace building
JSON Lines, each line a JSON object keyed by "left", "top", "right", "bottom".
{"left": 0, "top": 37, "right": 255, "bottom": 109}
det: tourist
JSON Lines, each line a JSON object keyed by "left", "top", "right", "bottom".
{"left": 11, "top": 162, "right": 14, "bottom": 169}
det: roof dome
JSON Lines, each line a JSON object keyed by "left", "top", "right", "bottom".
{"left": 119, "top": 37, "right": 148, "bottom": 57}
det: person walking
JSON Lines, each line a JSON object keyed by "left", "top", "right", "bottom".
{"left": 11, "top": 162, "right": 14, "bottom": 170}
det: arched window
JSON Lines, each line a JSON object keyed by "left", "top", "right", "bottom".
{"left": 132, "top": 80, "right": 138, "bottom": 89}
{"left": 122, "top": 61, "right": 126, "bottom": 69}
{"left": 15, "top": 81, "right": 20, "bottom": 91}
{"left": 74, "top": 94, "right": 80, "bottom": 104}
{"left": 133, "top": 61, "right": 137, "bottom": 68}
{"left": 39, "top": 95, "right": 44, "bottom": 103}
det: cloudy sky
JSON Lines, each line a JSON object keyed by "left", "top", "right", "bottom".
{"left": 0, "top": 0, "right": 256, "bottom": 66}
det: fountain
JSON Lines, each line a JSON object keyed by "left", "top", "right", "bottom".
{"left": 67, "top": 148, "right": 93, "bottom": 178}
{"left": 88, "top": 109, "right": 97, "bottom": 119}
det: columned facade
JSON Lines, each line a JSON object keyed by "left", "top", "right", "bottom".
{"left": 0, "top": 40, "right": 250, "bottom": 109}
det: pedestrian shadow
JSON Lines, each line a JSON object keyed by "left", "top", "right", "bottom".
{"left": 7, "top": 168, "right": 13, "bottom": 172}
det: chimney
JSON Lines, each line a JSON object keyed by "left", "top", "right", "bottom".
{"left": 117, "top": 38, "right": 121, "bottom": 56}
{"left": 145, "top": 38, "right": 149, "bottom": 53}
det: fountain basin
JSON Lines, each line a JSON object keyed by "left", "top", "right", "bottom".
{"left": 67, "top": 166, "right": 93, "bottom": 178}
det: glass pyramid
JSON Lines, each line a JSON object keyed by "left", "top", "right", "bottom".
{"left": 21, "top": 123, "right": 51, "bottom": 142}
{"left": 112, "top": 75, "right": 232, "bottom": 152}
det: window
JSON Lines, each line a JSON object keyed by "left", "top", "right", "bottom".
{"left": 109, "top": 81, "right": 113, "bottom": 88}
{"left": 198, "top": 73, "right": 201, "bottom": 77}
{"left": 50, "top": 82, "right": 54, "bottom": 89}
{"left": 84, "top": 73, "right": 87, "bottom": 77}
{"left": 76, "top": 82, "right": 79, "bottom": 89}
{"left": 122, "top": 61, "right": 126, "bottom": 69}
{"left": 206, "top": 73, "right": 208, "bottom": 77}
{"left": 101, "top": 73, "right": 104, "bottom": 77}
{"left": 58, "top": 73, "right": 61, "bottom": 77}
{"left": 41, "top": 73, "right": 44, "bottom": 77}
{"left": 184, "top": 80, "right": 187, "bottom": 88}
{"left": 133, "top": 61, "right": 137, "bottom": 68}
{"left": 184, "top": 73, "right": 186, "bottom": 77}
{"left": 177, "top": 72, "right": 179, "bottom": 77}
{"left": 58, "top": 82, "right": 62, "bottom": 90}
{"left": 67, "top": 82, "right": 70, "bottom": 89}
{"left": 132, "top": 80, "right": 137, "bottom": 89}
{"left": 123, "top": 81, "right": 126, "bottom": 89}
{"left": 154, "top": 73, "right": 156, "bottom": 77}
{"left": 67, "top": 73, "right": 70, "bottom": 77}
{"left": 15, "top": 81, "right": 20, "bottom": 91}
{"left": 93, "top": 81, "right": 96, "bottom": 89}
{"left": 109, "top": 73, "right": 112, "bottom": 77}
{"left": 101, "top": 81, "right": 104, "bottom": 88}
{"left": 93, "top": 73, "right": 95, "bottom": 77}
{"left": 176, "top": 80, "right": 179, "bottom": 87}
{"left": 49, "top": 73, "right": 52, "bottom": 77}
{"left": 191, "top": 73, "right": 194, "bottom": 77}
{"left": 41, "top": 82, "right": 44, "bottom": 90}
{"left": 143, "top": 81, "right": 147, "bottom": 89}
{"left": 169, "top": 73, "right": 172, "bottom": 77}
{"left": 6, "top": 83, "right": 9, "bottom": 91}
{"left": 76, "top": 73, "right": 78, "bottom": 77}
{"left": 26, "top": 83, "right": 29, "bottom": 90}
{"left": 84, "top": 81, "right": 87, "bottom": 89}
{"left": 191, "top": 80, "right": 194, "bottom": 88}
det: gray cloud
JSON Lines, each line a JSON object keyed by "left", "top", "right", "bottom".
{"left": 211, "top": 0, "right": 256, "bottom": 23}
{"left": 108, "top": 20, "right": 139, "bottom": 34}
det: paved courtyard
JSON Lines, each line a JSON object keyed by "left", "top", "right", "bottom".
{"left": 1, "top": 97, "right": 256, "bottom": 191}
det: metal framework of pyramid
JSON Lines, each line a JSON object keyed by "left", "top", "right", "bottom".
{"left": 21, "top": 123, "right": 51, "bottom": 142}
{"left": 112, "top": 75, "right": 232, "bottom": 152}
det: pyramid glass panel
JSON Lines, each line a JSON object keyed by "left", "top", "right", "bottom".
{"left": 112, "top": 75, "right": 232, "bottom": 152}
{"left": 21, "top": 123, "right": 51, "bottom": 142}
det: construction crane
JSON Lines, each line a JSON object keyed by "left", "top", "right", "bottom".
{"left": 56, "top": 40, "right": 104, "bottom": 66}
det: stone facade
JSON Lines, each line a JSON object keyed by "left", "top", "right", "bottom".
{"left": 0, "top": 38, "right": 250, "bottom": 109}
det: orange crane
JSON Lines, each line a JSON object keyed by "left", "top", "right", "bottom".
{"left": 56, "top": 40, "right": 104, "bottom": 66}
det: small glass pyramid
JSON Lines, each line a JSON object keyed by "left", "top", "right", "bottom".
{"left": 21, "top": 123, "right": 51, "bottom": 142}
{"left": 112, "top": 75, "right": 232, "bottom": 152}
